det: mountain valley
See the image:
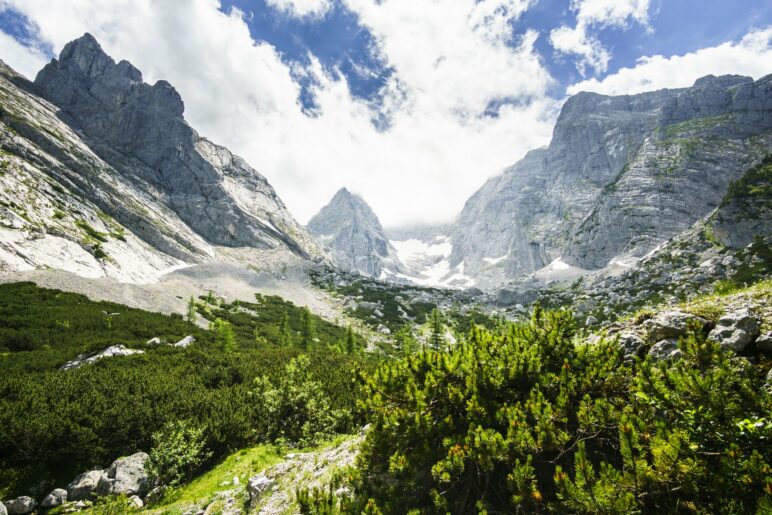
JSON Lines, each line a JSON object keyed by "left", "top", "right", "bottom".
{"left": 0, "top": 31, "right": 770, "bottom": 515}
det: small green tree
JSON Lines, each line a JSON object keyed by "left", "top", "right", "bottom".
{"left": 299, "top": 307, "right": 316, "bottom": 350}
{"left": 345, "top": 324, "right": 357, "bottom": 354}
{"left": 211, "top": 318, "right": 236, "bottom": 352}
{"left": 278, "top": 311, "right": 293, "bottom": 347}
{"left": 186, "top": 296, "right": 197, "bottom": 323}
{"left": 146, "top": 420, "right": 211, "bottom": 488}
{"left": 394, "top": 324, "right": 418, "bottom": 355}
{"left": 429, "top": 307, "right": 444, "bottom": 349}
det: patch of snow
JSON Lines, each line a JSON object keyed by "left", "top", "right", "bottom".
{"left": 534, "top": 257, "right": 590, "bottom": 282}
{"left": 390, "top": 236, "right": 452, "bottom": 264}
{"left": 483, "top": 254, "right": 508, "bottom": 265}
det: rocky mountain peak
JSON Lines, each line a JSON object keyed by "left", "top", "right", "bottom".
{"left": 24, "top": 34, "right": 323, "bottom": 262}
{"left": 308, "top": 188, "right": 393, "bottom": 277}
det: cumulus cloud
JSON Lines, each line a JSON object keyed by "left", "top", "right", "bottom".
{"left": 550, "top": 0, "right": 651, "bottom": 76}
{"left": 0, "top": 0, "right": 558, "bottom": 227}
{"left": 265, "top": 0, "right": 332, "bottom": 19}
{"left": 567, "top": 28, "right": 772, "bottom": 95}
{"left": 0, "top": 28, "right": 48, "bottom": 79}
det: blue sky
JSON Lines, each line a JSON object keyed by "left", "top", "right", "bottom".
{"left": 0, "top": 0, "right": 769, "bottom": 226}
{"left": 212, "top": 0, "right": 772, "bottom": 105}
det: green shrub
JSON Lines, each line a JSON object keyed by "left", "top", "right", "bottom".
{"left": 146, "top": 420, "right": 212, "bottom": 488}
{"left": 252, "top": 355, "right": 351, "bottom": 447}
{"left": 348, "top": 310, "right": 771, "bottom": 513}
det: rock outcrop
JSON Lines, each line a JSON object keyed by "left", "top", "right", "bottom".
{"left": 451, "top": 74, "right": 772, "bottom": 287}
{"left": 308, "top": 188, "right": 397, "bottom": 277}
{"left": 60, "top": 344, "right": 145, "bottom": 370}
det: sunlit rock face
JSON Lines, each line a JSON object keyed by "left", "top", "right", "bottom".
{"left": 451, "top": 74, "right": 772, "bottom": 287}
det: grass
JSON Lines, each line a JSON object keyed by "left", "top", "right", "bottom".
{"left": 144, "top": 444, "right": 285, "bottom": 514}
{"left": 680, "top": 278, "right": 772, "bottom": 329}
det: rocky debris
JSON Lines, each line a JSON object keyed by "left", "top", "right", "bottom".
{"left": 40, "top": 488, "right": 67, "bottom": 508}
{"left": 708, "top": 309, "right": 760, "bottom": 352}
{"left": 67, "top": 469, "right": 105, "bottom": 500}
{"left": 648, "top": 339, "right": 682, "bottom": 361}
{"left": 174, "top": 335, "right": 196, "bottom": 348}
{"left": 247, "top": 474, "right": 274, "bottom": 502}
{"left": 61, "top": 344, "right": 144, "bottom": 370}
{"left": 249, "top": 434, "right": 362, "bottom": 514}
{"left": 3, "top": 497, "right": 35, "bottom": 515}
{"left": 95, "top": 452, "right": 150, "bottom": 497}
{"left": 146, "top": 337, "right": 162, "bottom": 346}
{"left": 756, "top": 331, "right": 772, "bottom": 355}
{"left": 645, "top": 311, "right": 709, "bottom": 342}
{"left": 585, "top": 315, "right": 598, "bottom": 326}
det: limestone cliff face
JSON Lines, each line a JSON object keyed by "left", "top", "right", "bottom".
{"left": 32, "top": 33, "right": 321, "bottom": 260}
{"left": 451, "top": 74, "right": 772, "bottom": 287}
{"left": 307, "top": 188, "right": 395, "bottom": 277}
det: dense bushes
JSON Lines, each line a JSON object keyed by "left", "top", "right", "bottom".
{"left": 0, "top": 283, "right": 372, "bottom": 497}
{"left": 344, "top": 308, "right": 771, "bottom": 513}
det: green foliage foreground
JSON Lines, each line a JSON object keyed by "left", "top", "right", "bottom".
{"left": 0, "top": 282, "right": 371, "bottom": 498}
{"left": 340, "top": 308, "right": 771, "bottom": 513}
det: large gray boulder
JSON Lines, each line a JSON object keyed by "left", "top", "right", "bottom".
{"left": 41, "top": 488, "right": 68, "bottom": 508}
{"left": 4, "top": 497, "right": 35, "bottom": 515}
{"left": 708, "top": 309, "right": 760, "bottom": 353}
{"left": 67, "top": 469, "right": 105, "bottom": 501}
{"left": 754, "top": 331, "right": 772, "bottom": 356}
{"left": 645, "top": 311, "right": 709, "bottom": 342}
{"left": 248, "top": 473, "right": 274, "bottom": 502}
{"left": 96, "top": 452, "right": 150, "bottom": 497}
{"left": 615, "top": 332, "right": 645, "bottom": 359}
{"left": 0, "top": 501, "right": 6, "bottom": 515}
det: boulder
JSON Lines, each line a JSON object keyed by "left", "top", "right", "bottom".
{"left": 648, "top": 339, "right": 682, "bottom": 361}
{"left": 585, "top": 315, "right": 598, "bottom": 326}
{"left": 755, "top": 331, "right": 772, "bottom": 355}
{"left": 708, "top": 309, "right": 760, "bottom": 353}
{"left": 67, "top": 469, "right": 105, "bottom": 500}
{"left": 0, "top": 501, "right": 5, "bottom": 515}
{"left": 61, "top": 344, "right": 144, "bottom": 370}
{"left": 128, "top": 495, "right": 144, "bottom": 509}
{"left": 616, "top": 332, "right": 645, "bottom": 359}
{"left": 96, "top": 452, "right": 150, "bottom": 497}
{"left": 4, "top": 497, "right": 35, "bottom": 515}
{"left": 247, "top": 473, "right": 274, "bottom": 502}
{"left": 174, "top": 335, "right": 196, "bottom": 348}
{"left": 41, "top": 488, "right": 68, "bottom": 508}
{"left": 645, "top": 311, "right": 708, "bottom": 342}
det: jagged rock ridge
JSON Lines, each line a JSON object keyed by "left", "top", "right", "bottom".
{"left": 0, "top": 33, "right": 321, "bottom": 282}
{"left": 307, "top": 188, "right": 396, "bottom": 277}
{"left": 451, "top": 74, "right": 772, "bottom": 287}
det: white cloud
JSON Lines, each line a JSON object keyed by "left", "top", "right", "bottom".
{"left": 265, "top": 0, "right": 332, "bottom": 19}
{"left": 0, "top": 28, "right": 48, "bottom": 79}
{"left": 0, "top": 0, "right": 558, "bottom": 227}
{"left": 567, "top": 28, "right": 772, "bottom": 96}
{"left": 550, "top": 0, "right": 651, "bottom": 76}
